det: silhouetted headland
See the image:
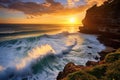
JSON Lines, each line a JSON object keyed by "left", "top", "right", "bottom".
{"left": 57, "top": 0, "right": 120, "bottom": 80}
{"left": 80, "top": 0, "right": 120, "bottom": 49}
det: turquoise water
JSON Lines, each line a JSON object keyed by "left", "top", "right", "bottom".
{"left": 0, "top": 24, "right": 105, "bottom": 80}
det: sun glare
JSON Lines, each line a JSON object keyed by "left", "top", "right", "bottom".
{"left": 69, "top": 17, "right": 76, "bottom": 24}
{"left": 69, "top": 17, "right": 77, "bottom": 24}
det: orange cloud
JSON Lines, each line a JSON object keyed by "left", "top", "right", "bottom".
{"left": 0, "top": 0, "right": 107, "bottom": 16}
{"left": 67, "top": 0, "right": 80, "bottom": 7}
{"left": 85, "top": 0, "right": 107, "bottom": 6}
{"left": 0, "top": 0, "right": 107, "bottom": 24}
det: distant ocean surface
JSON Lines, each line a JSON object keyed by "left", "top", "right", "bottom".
{"left": 0, "top": 24, "right": 105, "bottom": 80}
{"left": 0, "top": 24, "right": 80, "bottom": 41}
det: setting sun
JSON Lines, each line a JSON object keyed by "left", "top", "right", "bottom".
{"left": 69, "top": 17, "right": 76, "bottom": 23}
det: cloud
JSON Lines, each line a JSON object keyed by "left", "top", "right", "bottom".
{"left": 85, "top": 0, "right": 107, "bottom": 6}
{"left": 9, "top": 2, "right": 44, "bottom": 15}
{"left": 1, "top": 0, "right": 63, "bottom": 15}
{"left": 0, "top": 0, "right": 10, "bottom": 3}
{"left": 67, "top": 0, "right": 80, "bottom": 7}
{"left": 45, "top": 0, "right": 63, "bottom": 10}
{"left": 45, "top": 0, "right": 62, "bottom": 6}
{"left": 0, "top": 0, "right": 107, "bottom": 16}
{"left": 0, "top": 4, "right": 5, "bottom": 8}
{"left": 45, "top": 0, "right": 55, "bottom": 4}
{"left": 0, "top": 0, "right": 20, "bottom": 3}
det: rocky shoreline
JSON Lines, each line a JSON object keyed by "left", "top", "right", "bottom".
{"left": 57, "top": 0, "right": 120, "bottom": 80}
{"left": 57, "top": 47, "right": 120, "bottom": 80}
{"left": 57, "top": 31, "right": 120, "bottom": 79}
{"left": 56, "top": 30, "right": 120, "bottom": 80}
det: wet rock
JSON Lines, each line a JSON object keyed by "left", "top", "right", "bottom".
{"left": 99, "top": 47, "right": 116, "bottom": 60}
{"left": 88, "top": 53, "right": 92, "bottom": 54}
{"left": 86, "top": 61, "right": 98, "bottom": 66}
{"left": 57, "top": 62, "right": 84, "bottom": 80}
{"left": 88, "top": 46, "right": 92, "bottom": 49}
{"left": 97, "top": 35, "right": 120, "bottom": 49}
{"left": 95, "top": 56, "right": 99, "bottom": 60}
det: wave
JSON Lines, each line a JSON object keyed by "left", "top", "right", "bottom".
{"left": 0, "top": 32, "right": 105, "bottom": 80}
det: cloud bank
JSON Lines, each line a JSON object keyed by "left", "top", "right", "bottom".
{"left": 0, "top": 0, "right": 107, "bottom": 16}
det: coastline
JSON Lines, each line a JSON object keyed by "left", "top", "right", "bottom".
{"left": 79, "top": 26, "right": 120, "bottom": 59}
{"left": 57, "top": 0, "right": 120, "bottom": 77}
{"left": 57, "top": 30, "right": 120, "bottom": 80}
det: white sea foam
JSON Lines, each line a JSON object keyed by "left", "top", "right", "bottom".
{"left": 0, "top": 32, "right": 105, "bottom": 80}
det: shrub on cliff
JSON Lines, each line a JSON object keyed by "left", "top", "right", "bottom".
{"left": 116, "top": 48, "right": 120, "bottom": 52}
{"left": 57, "top": 49, "right": 120, "bottom": 80}
{"left": 105, "top": 60, "right": 120, "bottom": 80}
{"left": 66, "top": 70, "right": 97, "bottom": 80}
{"left": 105, "top": 49, "right": 120, "bottom": 63}
{"left": 88, "top": 64, "right": 108, "bottom": 79}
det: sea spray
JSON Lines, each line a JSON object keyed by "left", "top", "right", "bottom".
{"left": 0, "top": 32, "right": 105, "bottom": 80}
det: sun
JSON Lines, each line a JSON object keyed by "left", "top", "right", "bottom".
{"left": 69, "top": 17, "right": 76, "bottom": 24}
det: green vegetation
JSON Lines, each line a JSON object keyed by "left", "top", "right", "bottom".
{"left": 62, "top": 48, "right": 120, "bottom": 80}
{"left": 67, "top": 70, "right": 97, "bottom": 80}
{"left": 105, "top": 49, "right": 120, "bottom": 63}
{"left": 105, "top": 60, "right": 120, "bottom": 80}
{"left": 88, "top": 64, "right": 108, "bottom": 79}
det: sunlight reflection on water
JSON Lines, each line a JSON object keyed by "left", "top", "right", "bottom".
{"left": 61, "top": 25, "right": 79, "bottom": 33}
{"left": 0, "top": 24, "right": 80, "bottom": 42}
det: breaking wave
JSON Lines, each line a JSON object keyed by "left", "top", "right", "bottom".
{"left": 0, "top": 32, "right": 105, "bottom": 80}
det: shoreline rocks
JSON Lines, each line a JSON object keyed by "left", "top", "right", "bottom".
{"left": 57, "top": 62, "right": 90, "bottom": 80}
{"left": 57, "top": 49, "right": 120, "bottom": 80}
{"left": 80, "top": 0, "right": 120, "bottom": 49}
{"left": 57, "top": 0, "right": 120, "bottom": 80}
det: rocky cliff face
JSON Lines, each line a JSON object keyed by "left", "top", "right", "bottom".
{"left": 57, "top": 1, "right": 120, "bottom": 80}
{"left": 82, "top": 0, "right": 120, "bottom": 33}
{"left": 57, "top": 49, "right": 120, "bottom": 80}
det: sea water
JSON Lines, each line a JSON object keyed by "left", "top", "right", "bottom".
{"left": 0, "top": 24, "right": 105, "bottom": 80}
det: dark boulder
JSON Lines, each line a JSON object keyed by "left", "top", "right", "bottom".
{"left": 57, "top": 62, "right": 84, "bottom": 80}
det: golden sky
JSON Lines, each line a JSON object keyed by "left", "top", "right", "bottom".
{"left": 0, "top": 0, "right": 107, "bottom": 24}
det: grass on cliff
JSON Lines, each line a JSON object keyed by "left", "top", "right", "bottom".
{"left": 64, "top": 48, "right": 120, "bottom": 80}
{"left": 67, "top": 70, "right": 97, "bottom": 80}
{"left": 105, "top": 48, "right": 120, "bottom": 63}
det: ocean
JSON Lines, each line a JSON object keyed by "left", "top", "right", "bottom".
{"left": 0, "top": 24, "right": 105, "bottom": 80}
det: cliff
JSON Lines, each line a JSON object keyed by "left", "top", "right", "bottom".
{"left": 81, "top": 0, "right": 120, "bottom": 48}
{"left": 57, "top": 49, "right": 120, "bottom": 80}
{"left": 81, "top": 0, "right": 120, "bottom": 34}
{"left": 57, "top": 0, "right": 120, "bottom": 80}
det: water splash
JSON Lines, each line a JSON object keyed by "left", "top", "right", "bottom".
{"left": 0, "top": 32, "right": 105, "bottom": 80}
{"left": 16, "top": 44, "right": 55, "bottom": 70}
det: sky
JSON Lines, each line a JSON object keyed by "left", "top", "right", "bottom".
{"left": 0, "top": 0, "right": 107, "bottom": 24}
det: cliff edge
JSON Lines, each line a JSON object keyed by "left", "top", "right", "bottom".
{"left": 80, "top": 0, "right": 120, "bottom": 49}
{"left": 57, "top": 0, "right": 120, "bottom": 80}
{"left": 57, "top": 49, "right": 120, "bottom": 80}
{"left": 81, "top": 0, "right": 120, "bottom": 34}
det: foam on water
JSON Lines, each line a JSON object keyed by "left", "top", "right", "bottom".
{"left": 0, "top": 32, "right": 105, "bottom": 80}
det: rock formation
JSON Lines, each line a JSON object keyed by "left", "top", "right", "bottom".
{"left": 57, "top": 49, "right": 120, "bottom": 80}
{"left": 82, "top": 0, "right": 120, "bottom": 34}
{"left": 57, "top": 0, "right": 120, "bottom": 80}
